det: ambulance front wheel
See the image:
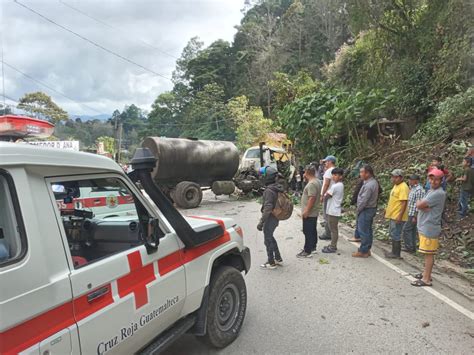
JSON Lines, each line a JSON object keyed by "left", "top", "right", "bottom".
{"left": 201, "top": 266, "right": 247, "bottom": 348}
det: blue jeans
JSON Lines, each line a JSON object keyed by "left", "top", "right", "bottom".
{"left": 263, "top": 215, "right": 281, "bottom": 262}
{"left": 458, "top": 190, "right": 471, "bottom": 218}
{"left": 354, "top": 216, "right": 360, "bottom": 239}
{"left": 357, "top": 208, "right": 377, "bottom": 254}
{"left": 389, "top": 219, "right": 405, "bottom": 242}
{"left": 402, "top": 218, "right": 417, "bottom": 251}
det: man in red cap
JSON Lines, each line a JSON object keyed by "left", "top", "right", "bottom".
{"left": 411, "top": 168, "right": 446, "bottom": 287}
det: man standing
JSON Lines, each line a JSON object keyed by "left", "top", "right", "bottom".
{"left": 348, "top": 178, "right": 364, "bottom": 243}
{"left": 402, "top": 174, "right": 425, "bottom": 253}
{"left": 412, "top": 169, "right": 447, "bottom": 287}
{"left": 322, "top": 168, "right": 344, "bottom": 253}
{"left": 297, "top": 165, "right": 321, "bottom": 258}
{"left": 384, "top": 169, "right": 410, "bottom": 259}
{"left": 456, "top": 157, "right": 474, "bottom": 219}
{"left": 257, "top": 166, "right": 284, "bottom": 269}
{"left": 352, "top": 165, "right": 379, "bottom": 258}
{"left": 319, "top": 155, "right": 336, "bottom": 240}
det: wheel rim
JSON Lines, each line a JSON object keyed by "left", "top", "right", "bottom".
{"left": 216, "top": 283, "right": 240, "bottom": 332}
{"left": 185, "top": 188, "right": 196, "bottom": 201}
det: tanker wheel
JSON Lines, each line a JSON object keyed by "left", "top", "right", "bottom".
{"left": 175, "top": 181, "right": 203, "bottom": 209}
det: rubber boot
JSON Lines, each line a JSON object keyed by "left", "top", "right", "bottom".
{"left": 385, "top": 241, "right": 402, "bottom": 259}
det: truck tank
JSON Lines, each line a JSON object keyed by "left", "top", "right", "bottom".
{"left": 142, "top": 137, "right": 240, "bottom": 185}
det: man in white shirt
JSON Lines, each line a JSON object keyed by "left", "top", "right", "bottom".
{"left": 319, "top": 155, "right": 336, "bottom": 240}
{"left": 322, "top": 168, "right": 344, "bottom": 253}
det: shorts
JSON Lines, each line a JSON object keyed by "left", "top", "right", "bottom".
{"left": 418, "top": 233, "right": 439, "bottom": 255}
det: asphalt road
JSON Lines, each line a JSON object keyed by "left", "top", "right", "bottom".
{"left": 165, "top": 193, "right": 474, "bottom": 355}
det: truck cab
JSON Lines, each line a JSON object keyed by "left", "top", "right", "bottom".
{"left": 0, "top": 143, "right": 250, "bottom": 354}
{"left": 240, "top": 145, "right": 293, "bottom": 171}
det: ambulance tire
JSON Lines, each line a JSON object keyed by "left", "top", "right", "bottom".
{"left": 201, "top": 266, "right": 247, "bottom": 348}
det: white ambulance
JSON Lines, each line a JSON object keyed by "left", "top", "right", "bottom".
{"left": 0, "top": 143, "right": 250, "bottom": 354}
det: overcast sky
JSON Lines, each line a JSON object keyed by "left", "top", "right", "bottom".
{"left": 1, "top": 0, "right": 245, "bottom": 117}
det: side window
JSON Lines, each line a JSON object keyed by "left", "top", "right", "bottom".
{"left": 51, "top": 176, "right": 163, "bottom": 269}
{"left": 0, "top": 172, "right": 26, "bottom": 266}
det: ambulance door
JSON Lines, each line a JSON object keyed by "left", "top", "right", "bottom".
{"left": 47, "top": 174, "right": 186, "bottom": 355}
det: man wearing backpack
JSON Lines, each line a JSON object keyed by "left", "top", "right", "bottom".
{"left": 257, "top": 166, "right": 285, "bottom": 269}
{"left": 297, "top": 165, "right": 321, "bottom": 258}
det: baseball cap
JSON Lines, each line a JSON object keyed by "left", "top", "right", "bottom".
{"left": 323, "top": 155, "right": 337, "bottom": 163}
{"left": 428, "top": 168, "right": 444, "bottom": 178}
{"left": 409, "top": 174, "right": 420, "bottom": 180}
{"left": 391, "top": 169, "right": 404, "bottom": 177}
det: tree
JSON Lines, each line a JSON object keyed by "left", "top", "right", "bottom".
{"left": 17, "top": 91, "right": 68, "bottom": 123}
{"left": 270, "top": 70, "right": 319, "bottom": 111}
{"left": 181, "top": 83, "right": 234, "bottom": 140}
{"left": 172, "top": 37, "right": 204, "bottom": 85}
{"left": 147, "top": 91, "right": 184, "bottom": 138}
{"left": 227, "top": 95, "right": 273, "bottom": 150}
{"left": 185, "top": 40, "right": 236, "bottom": 99}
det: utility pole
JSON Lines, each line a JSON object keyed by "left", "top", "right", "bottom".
{"left": 113, "top": 113, "right": 120, "bottom": 162}
{"left": 117, "top": 122, "right": 123, "bottom": 163}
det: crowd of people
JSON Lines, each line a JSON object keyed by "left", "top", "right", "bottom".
{"left": 257, "top": 147, "right": 474, "bottom": 287}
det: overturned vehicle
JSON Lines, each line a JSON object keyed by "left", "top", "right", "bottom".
{"left": 234, "top": 143, "right": 295, "bottom": 194}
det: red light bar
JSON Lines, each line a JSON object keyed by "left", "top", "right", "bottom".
{"left": 0, "top": 115, "right": 55, "bottom": 139}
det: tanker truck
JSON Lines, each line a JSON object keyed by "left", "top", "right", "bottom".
{"left": 141, "top": 137, "right": 240, "bottom": 209}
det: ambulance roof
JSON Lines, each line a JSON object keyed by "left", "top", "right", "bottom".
{"left": 0, "top": 142, "right": 123, "bottom": 174}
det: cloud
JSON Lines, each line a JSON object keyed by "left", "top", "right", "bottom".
{"left": 2, "top": 0, "right": 244, "bottom": 116}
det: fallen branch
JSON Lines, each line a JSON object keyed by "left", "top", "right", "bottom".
{"left": 384, "top": 141, "right": 439, "bottom": 159}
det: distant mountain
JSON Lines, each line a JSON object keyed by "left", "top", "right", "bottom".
{"left": 70, "top": 114, "right": 111, "bottom": 121}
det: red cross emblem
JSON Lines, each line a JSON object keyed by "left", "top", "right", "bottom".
{"left": 117, "top": 251, "right": 156, "bottom": 309}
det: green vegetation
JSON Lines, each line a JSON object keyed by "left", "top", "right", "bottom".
{"left": 279, "top": 87, "right": 395, "bottom": 160}
{"left": 145, "top": 0, "right": 471, "bottom": 159}
{"left": 22, "top": 0, "right": 472, "bottom": 162}
{"left": 413, "top": 87, "right": 474, "bottom": 142}
{"left": 18, "top": 92, "right": 68, "bottom": 123}
{"left": 53, "top": 104, "right": 146, "bottom": 160}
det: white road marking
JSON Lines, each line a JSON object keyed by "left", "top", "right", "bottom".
{"left": 344, "top": 236, "right": 474, "bottom": 321}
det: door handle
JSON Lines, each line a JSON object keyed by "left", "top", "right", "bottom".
{"left": 87, "top": 286, "right": 110, "bottom": 303}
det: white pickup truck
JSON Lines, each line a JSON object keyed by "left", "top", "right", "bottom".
{"left": 0, "top": 143, "right": 250, "bottom": 354}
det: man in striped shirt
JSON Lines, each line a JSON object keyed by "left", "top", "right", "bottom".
{"left": 402, "top": 174, "right": 425, "bottom": 253}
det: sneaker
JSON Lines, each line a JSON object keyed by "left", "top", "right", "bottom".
{"left": 311, "top": 248, "right": 318, "bottom": 254}
{"left": 260, "top": 261, "right": 277, "bottom": 269}
{"left": 275, "top": 258, "right": 284, "bottom": 266}
{"left": 322, "top": 245, "right": 337, "bottom": 253}
{"left": 296, "top": 251, "right": 313, "bottom": 258}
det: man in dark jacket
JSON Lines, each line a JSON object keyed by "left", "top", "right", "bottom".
{"left": 352, "top": 164, "right": 379, "bottom": 258}
{"left": 257, "top": 166, "right": 284, "bottom": 269}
